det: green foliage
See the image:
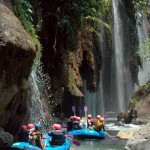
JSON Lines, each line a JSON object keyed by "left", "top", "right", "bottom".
{"left": 62, "top": 52, "right": 76, "bottom": 90}
{"left": 133, "top": 0, "right": 147, "bottom": 18}
{"left": 138, "top": 38, "right": 150, "bottom": 59}
{"left": 68, "top": 67, "right": 75, "bottom": 89}
{"left": 129, "top": 98, "right": 137, "bottom": 104}
{"left": 56, "top": 0, "right": 111, "bottom": 46}
{"left": 131, "top": 81, "right": 150, "bottom": 103}
{"left": 133, "top": 0, "right": 147, "bottom": 10}
{"left": 12, "top": 0, "right": 41, "bottom": 68}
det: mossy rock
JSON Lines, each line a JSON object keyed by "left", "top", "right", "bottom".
{"left": 131, "top": 80, "right": 150, "bottom": 104}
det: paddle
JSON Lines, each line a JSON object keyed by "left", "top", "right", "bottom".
{"left": 24, "top": 146, "right": 39, "bottom": 150}
{"left": 72, "top": 106, "right": 76, "bottom": 115}
{"left": 43, "top": 138, "right": 47, "bottom": 149}
{"left": 83, "top": 106, "right": 88, "bottom": 117}
{"left": 105, "top": 131, "right": 117, "bottom": 140}
{"left": 103, "top": 113, "right": 108, "bottom": 118}
{"left": 66, "top": 135, "right": 81, "bottom": 146}
{"left": 67, "top": 134, "right": 74, "bottom": 139}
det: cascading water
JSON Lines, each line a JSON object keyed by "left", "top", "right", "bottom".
{"left": 112, "top": 0, "right": 134, "bottom": 112}
{"left": 137, "top": 14, "right": 150, "bottom": 86}
{"left": 27, "top": 66, "right": 52, "bottom": 133}
{"left": 84, "top": 0, "right": 135, "bottom": 117}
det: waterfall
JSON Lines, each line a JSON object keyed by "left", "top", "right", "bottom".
{"left": 27, "top": 66, "right": 52, "bottom": 133}
{"left": 83, "top": 0, "right": 135, "bottom": 117}
{"left": 137, "top": 14, "right": 150, "bottom": 85}
{"left": 112, "top": 0, "right": 134, "bottom": 112}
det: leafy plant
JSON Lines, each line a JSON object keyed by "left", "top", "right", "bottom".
{"left": 12, "top": 0, "right": 41, "bottom": 68}
{"left": 133, "top": 0, "right": 147, "bottom": 10}
{"left": 138, "top": 38, "right": 150, "bottom": 59}
{"left": 56, "top": 0, "right": 111, "bottom": 47}
{"left": 133, "top": 0, "right": 147, "bottom": 20}
{"left": 129, "top": 98, "right": 137, "bottom": 104}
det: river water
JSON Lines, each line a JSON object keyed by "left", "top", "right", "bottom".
{"left": 70, "top": 131, "right": 126, "bottom": 150}
{"left": 69, "top": 119, "right": 144, "bottom": 150}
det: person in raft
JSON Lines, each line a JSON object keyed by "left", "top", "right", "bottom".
{"left": 31, "top": 123, "right": 44, "bottom": 149}
{"left": 93, "top": 117, "right": 105, "bottom": 132}
{"left": 48, "top": 124, "right": 66, "bottom": 145}
{"left": 67, "top": 116, "right": 74, "bottom": 131}
{"left": 28, "top": 123, "right": 35, "bottom": 144}
{"left": 87, "top": 114, "right": 92, "bottom": 128}
{"left": 72, "top": 116, "right": 83, "bottom": 130}
{"left": 17, "top": 125, "right": 29, "bottom": 142}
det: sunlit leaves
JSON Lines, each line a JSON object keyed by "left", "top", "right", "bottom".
{"left": 133, "top": 0, "right": 147, "bottom": 15}
{"left": 138, "top": 38, "right": 150, "bottom": 59}
{"left": 133, "top": 0, "right": 147, "bottom": 9}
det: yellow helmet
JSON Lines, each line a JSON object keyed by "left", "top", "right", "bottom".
{"left": 99, "top": 117, "right": 104, "bottom": 121}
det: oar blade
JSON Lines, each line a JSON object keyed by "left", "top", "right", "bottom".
{"left": 72, "top": 106, "right": 76, "bottom": 115}
{"left": 83, "top": 106, "right": 87, "bottom": 112}
{"left": 66, "top": 135, "right": 81, "bottom": 146}
{"left": 73, "top": 140, "right": 81, "bottom": 146}
{"left": 106, "top": 131, "right": 118, "bottom": 140}
{"left": 103, "top": 113, "right": 108, "bottom": 118}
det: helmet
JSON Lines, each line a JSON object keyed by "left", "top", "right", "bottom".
{"left": 97, "top": 115, "right": 101, "bottom": 119}
{"left": 70, "top": 116, "right": 74, "bottom": 120}
{"left": 21, "top": 125, "right": 27, "bottom": 131}
{"left": 35, "top": 124, "right": 42, "bottom": 130}
{"left": 73, "top": 116, "right": 77, "bottom": 120}
{"left": 76, "top": 117, "right": 81, "bottom": 121}
{"left": 90, "top": 119, "right": 95, "bottom": 123}
{"left": 100, "top": 117, "right": 104, "bottom": 122}
{"left": 53, "top": 124, "right": 61, "bottom": 130}
{"left": 87, "top": 114, "right": 92, "bottom": 119}
{"left": 27, "top": 124, "right": 35, "bottom": 129}
{"left": 52, "top": 124, "right": 57, "bottom": 128}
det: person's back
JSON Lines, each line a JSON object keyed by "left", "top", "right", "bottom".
{"left": 67, "top": 116, "right": 74, "bottom": 131}
{"left": 18, "top": 130, "right": 28, "bottom": 142}
{"left": 50, "top": 130, "right": 66, "bottom": 145}
{"left": 49, "top": 124, "right": 66, "bottom": 146}
{"left": 72, "top": 117, "right": 82, "bottom": 130}
{"left": 17, "top": 125, "right": 28, "bottom": 142}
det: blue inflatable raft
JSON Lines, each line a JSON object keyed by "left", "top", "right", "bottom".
{"left": 11, "top": 134, "right": 70, "bottom": 150}
{"left": 68, "top": 129, "right": 106, "bottom": 139}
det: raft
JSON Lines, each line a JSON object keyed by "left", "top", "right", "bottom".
{"left": 68, "top": 129, "right": 106, "bottom": 139}
{"left": 11, "top": 134, "right": 70, "bottom": 150}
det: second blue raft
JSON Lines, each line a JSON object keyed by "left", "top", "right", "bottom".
{"left": 68, "top": 128, "right": 106, "bottom": 139}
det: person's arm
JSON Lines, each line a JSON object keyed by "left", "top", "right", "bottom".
{"left": 39, "top": 134, "right": 44, "bottom": 149}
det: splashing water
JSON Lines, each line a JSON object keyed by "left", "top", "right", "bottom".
{"left": 27, "top": 65, "right": 52, "bottom": 133}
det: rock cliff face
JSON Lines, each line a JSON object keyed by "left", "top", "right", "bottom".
{"left": 0, "top": 2, "right": 36, "bottom": 134}
{"left": 37, "top": 0, "right": 100, "bottom": 114}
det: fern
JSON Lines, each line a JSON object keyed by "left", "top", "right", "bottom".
{"left": 12, "top": 0, "right": 41, "bottom": 68}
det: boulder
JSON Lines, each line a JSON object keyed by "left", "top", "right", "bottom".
{"left": 0, "top": 3, "right": 36, "bottom": 134}
{"left": 0, "top": 127, "right": 13, "bottom": 149}
{"left": 125, "top": 121, "right": 150, "bottom": 150}
{"left": 116, "top": 128, "right": 140, "bottom": 139}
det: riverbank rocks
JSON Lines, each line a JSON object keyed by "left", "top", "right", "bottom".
{"left": 116, "top": 128, "right": 140, "bottom": 139}
{"left": 0, "top": 127, "right": 13, "bottom": 149}
{"left": 124, "top": 121, "right": 150, "bottom": 150}
{"left": 117, "top": 108, "right": 137, "bottom": 124}
{"left": 0, "top": 2, "right": 36, "bottom": 134}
